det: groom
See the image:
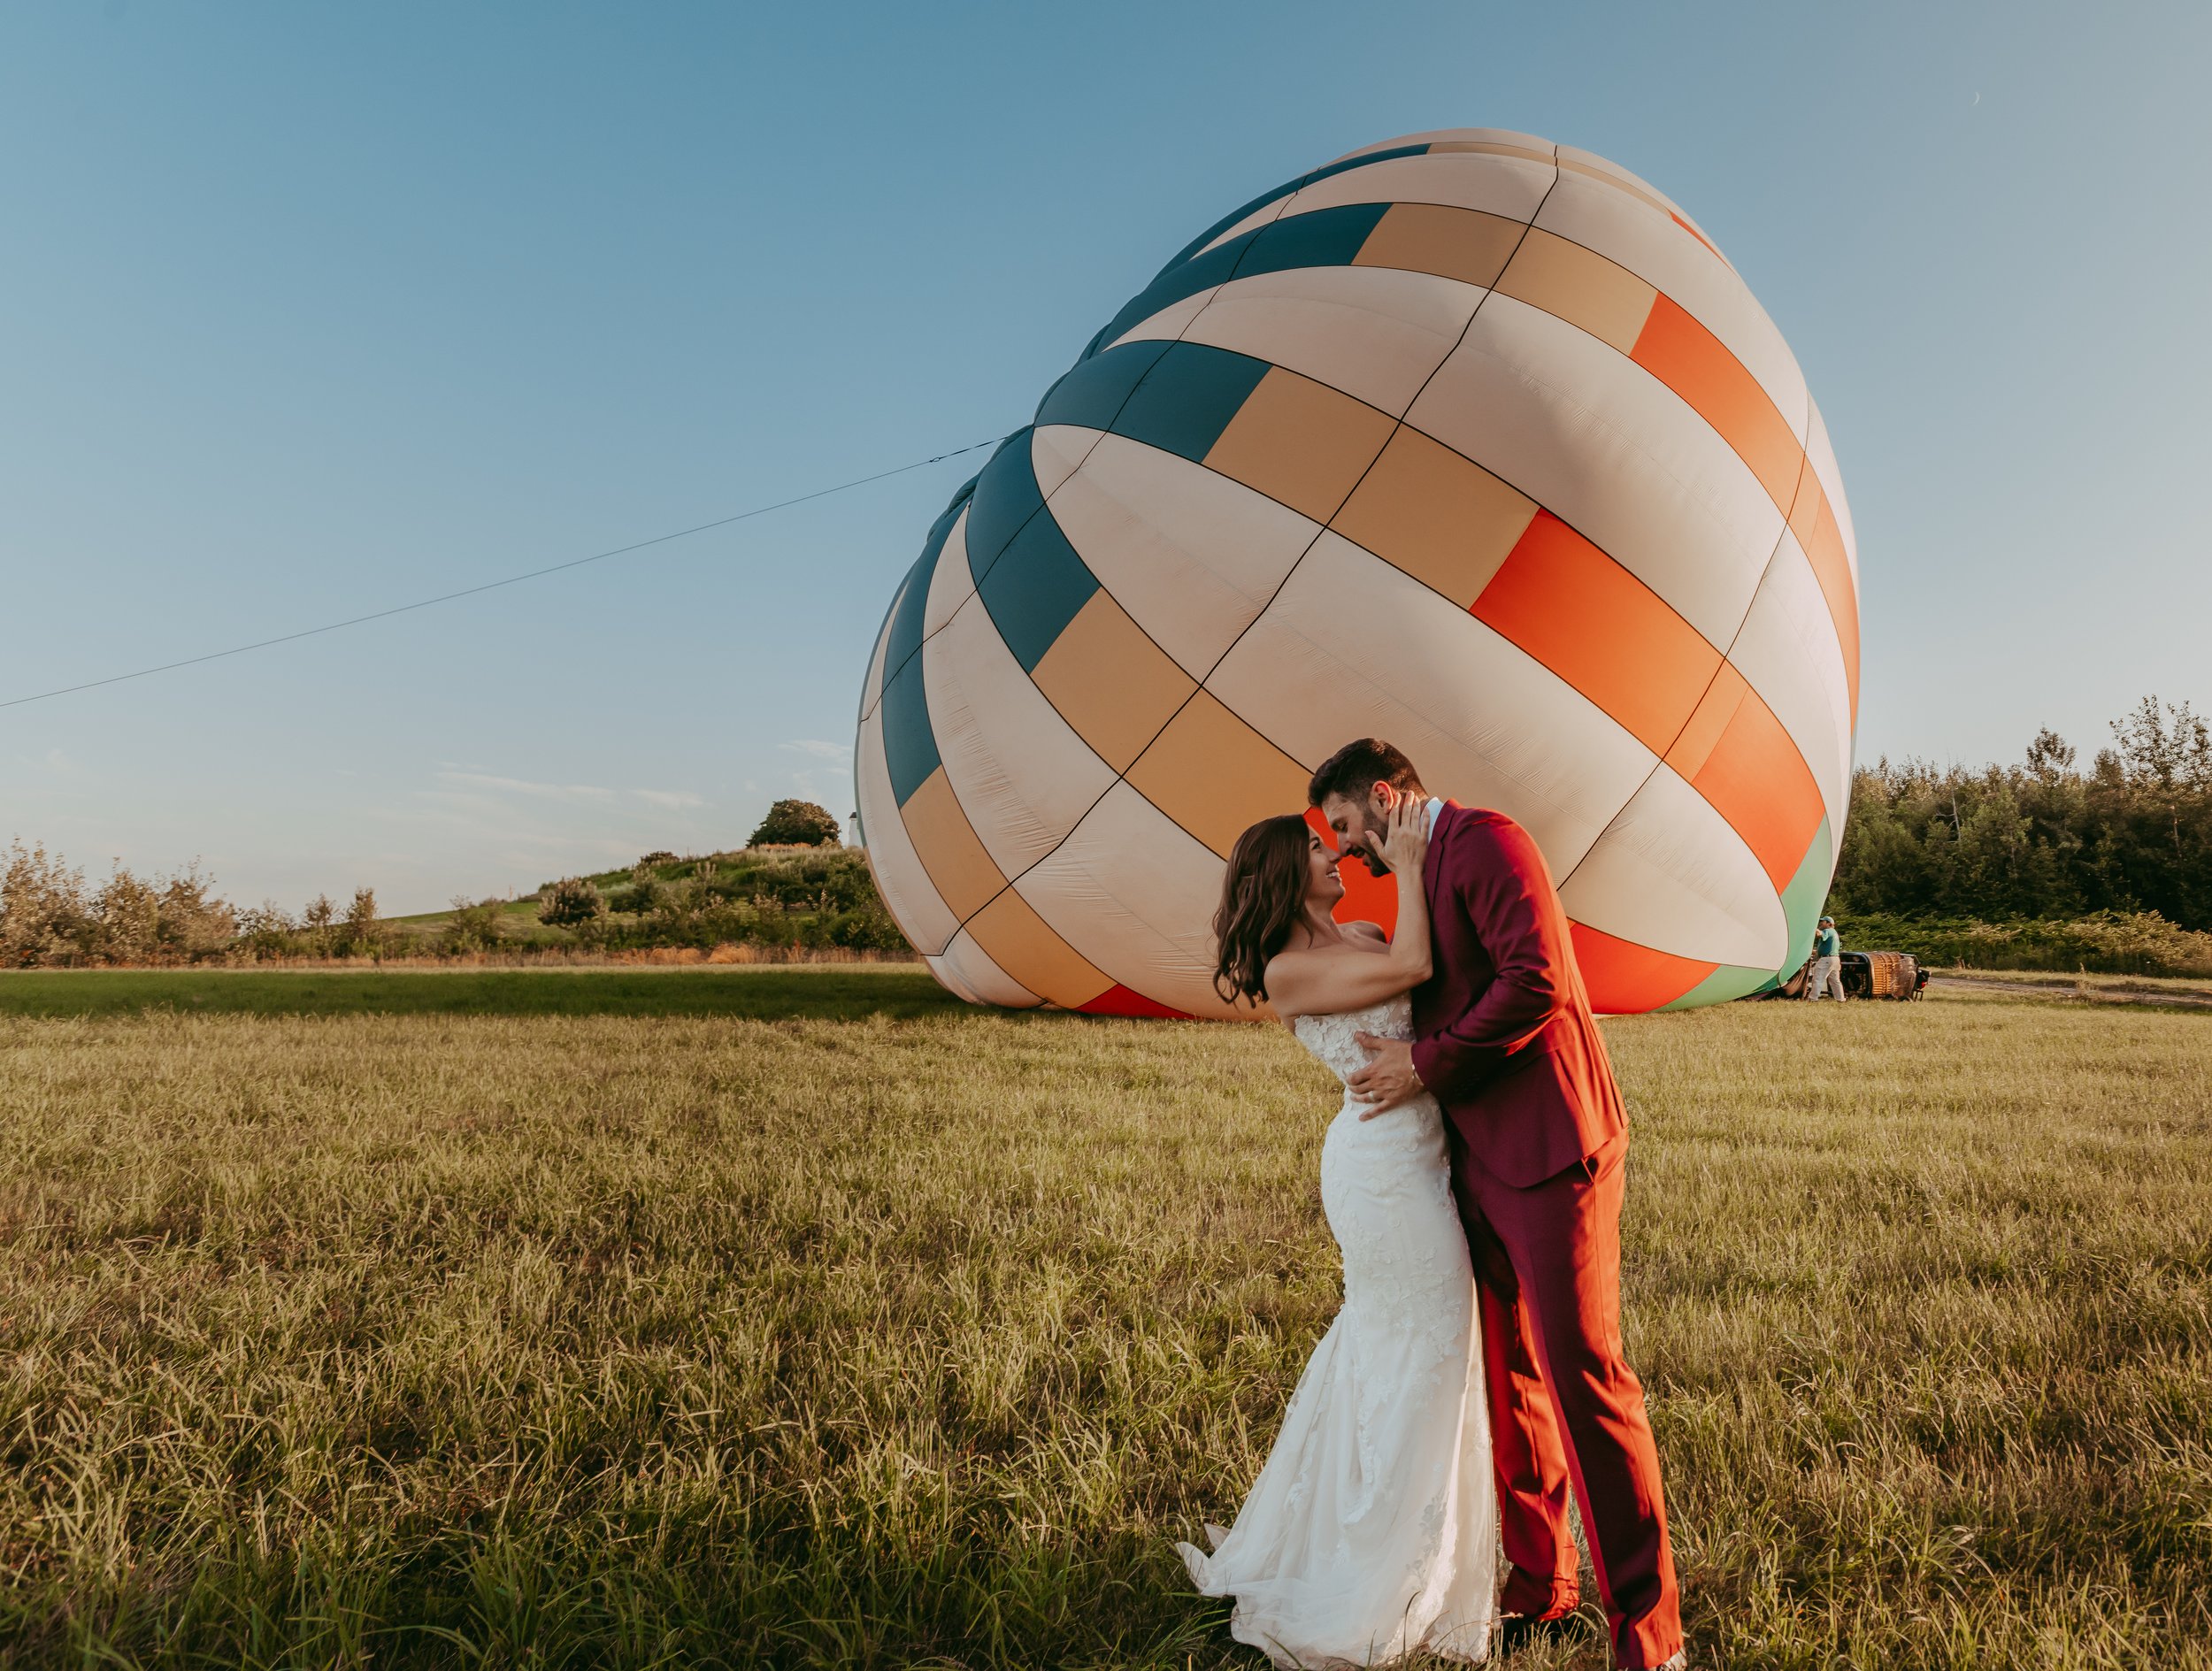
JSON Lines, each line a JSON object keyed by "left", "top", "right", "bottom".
{"left": 1310, "top": 738, "right": 1686, "bottom": 1671}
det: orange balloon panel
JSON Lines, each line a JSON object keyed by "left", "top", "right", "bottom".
{"left": 856, "top": 130, "right": 1856, "bottom": 1017}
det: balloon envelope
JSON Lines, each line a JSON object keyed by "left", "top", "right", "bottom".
{"left": 856, "top": 130, "right": 1857, "bottom": 1018}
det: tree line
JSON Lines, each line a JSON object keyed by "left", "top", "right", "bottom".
{"left": 7, "top": 717, "right": 2209, "bottom": 970}
{"left": 1831, "top": 696, "right": 2211, "bottom": 931}
{"left": 0, "top": 839, "right": 392, "bottom": 967}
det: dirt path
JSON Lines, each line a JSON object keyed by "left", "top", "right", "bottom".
{"left": 1929, "top": 974, "right": 2212, "bottom": 1010}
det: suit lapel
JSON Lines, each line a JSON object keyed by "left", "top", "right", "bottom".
{"left": 1422, "top": 802, "right": 1453, "bottom": 927}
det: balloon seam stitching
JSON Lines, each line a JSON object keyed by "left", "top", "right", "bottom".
{"left": 1553, "top": 383, "right": 1821, "bottom": 977}
{"left": 935, "top": 149, "right": 1571, "bottom": 973}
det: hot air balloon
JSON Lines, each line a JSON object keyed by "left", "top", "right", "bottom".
{"left": 855, "top": 129, "right": 1857, "bottom": 1018}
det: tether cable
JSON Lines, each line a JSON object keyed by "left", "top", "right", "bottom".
{"left": 0, "top": 433, "right": 1008, "bottom": 710}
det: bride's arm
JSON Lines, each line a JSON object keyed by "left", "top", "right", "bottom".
{"left": 1264, "top": 800, "right": 1432, "bottom": 1018}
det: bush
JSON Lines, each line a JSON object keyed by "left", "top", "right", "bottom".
{"left": 234, "top": 901, "right": 296, "bottom": 960}
{"left": 155, "top": 866, "right": 236, "bottom": 958}
{"left": 538, "top": 877, "right": 606, "bottom": 928}
{"left": 442, "top": 896, "right": 506, "bottom": 954}
{"left": 335, "top": 886, "right": 383, "bottom": 957}
{"left": 0, "top": 844, "right": 237, "bottom": 967}
{"left": 621, "top": 862, "right": 664, "bottom": 916}
{"left": 92, "top": 867, "right": 161, "bottom": 962}
{"left": 1, "top": 842, "right": 89, "bottom": 967}
{"left": 301, "top": 895, "right": 337, "bottom": 958}
{"left": 748, "top": 800, "right": 841, "bottom": 847}
{"left": 829, "top": 899, "right": 910, "bottom": 953}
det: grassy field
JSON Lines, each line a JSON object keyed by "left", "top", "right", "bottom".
{"left": 0, "top": 965, "right": 960, "bottom": 1022}
{"left": 1, "top": 971, "right": 2207, "bottom": 1669}
{"left": 1924, "top": 968, "right": 2212, "bottom": 1007}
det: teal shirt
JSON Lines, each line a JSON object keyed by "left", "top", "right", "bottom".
{"left": 1814, "top": 926, "right": 1840, "bottom": 959}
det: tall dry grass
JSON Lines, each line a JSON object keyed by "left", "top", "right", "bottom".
{"left": 0, "top": 977, "right": 2206, "bottom": 1667}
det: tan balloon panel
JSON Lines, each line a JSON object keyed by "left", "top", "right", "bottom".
{"left": 855, "top": 132, "right": 1857, "bottom": 1017}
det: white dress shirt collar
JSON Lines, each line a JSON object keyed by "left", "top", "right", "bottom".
{"left": 1424, "top": 796, "right": 1446, "bottom": 835}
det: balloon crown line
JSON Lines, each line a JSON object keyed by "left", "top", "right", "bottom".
{"left": 1, "top": 434, "right": 1010, "bottom": 712}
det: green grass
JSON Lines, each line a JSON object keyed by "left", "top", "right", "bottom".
{"left": 388, "top": 898, "right": 569, "bottom": 926}
{"left": 1927, "top": 967, "right": 2212, "bottom": 1005}
{"left": 0, "top": 965, "right": 959, "bottom": 1022}
{"left": 0, "top": 984, "right": 2207, "bottom": 1667}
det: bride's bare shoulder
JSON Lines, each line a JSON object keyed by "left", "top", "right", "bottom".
{"left": 1266, "top": 939, "right": 1379, "bottom": 975}
{"left": 1265, "top": 938, "right": 1387, "bottom": 1020}
{"left": 1340, "top": 921, "right": 1387, "bottom": 946}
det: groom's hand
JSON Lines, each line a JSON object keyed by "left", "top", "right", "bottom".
{"left": 1348, "top": 1034, "right": 1424, "bottom": 1118}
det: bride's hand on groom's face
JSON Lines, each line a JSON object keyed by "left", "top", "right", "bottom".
{"left": 1348, "top": 1033, "right": 1422, "bottom": 1118}
{"left": 1378, "top": 795, "right": 1428, "bottom": 874}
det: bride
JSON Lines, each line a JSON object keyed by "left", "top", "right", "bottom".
{"left": 1185, "top": 799, "right": 1497, "bottom": 1667}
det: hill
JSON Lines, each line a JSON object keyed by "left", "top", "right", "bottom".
{"left": 379, "top": 845, "right": 907, "bottom": 959}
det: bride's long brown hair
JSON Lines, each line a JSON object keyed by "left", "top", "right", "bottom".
{"left": 1212, "top": 815, "right": 1317, "bottom": 1006}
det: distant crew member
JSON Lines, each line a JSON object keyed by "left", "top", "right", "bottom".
{"left": 1806, "top": 916, "right": 1846, "bottom": 1001}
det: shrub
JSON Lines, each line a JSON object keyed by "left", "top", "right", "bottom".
{"left": 1, "top": 842, "right": 88, "bottom": 966}
{"left": 335, "top": 886, "right": 382, "bottom": 956}
{"left": 301, "top": 894, "right": 337, "bottom": 958}
{"left": 156, "top": 864, "right": 235, "bottom": 958}
{"left": 1, "top": 844, "right": 237, "bottom": 967}
{"left": 234, "top": 901, "right": 296, "bottom": 959}
{"left": 538, "top": 877, "right": 606, "bottom": 928}
{"left": 748, "top": 800, "right": 841, "bottom": 847}
{"left": 92, "top": 867, "right": 162, "bottom": 963}
{"left": 442, "top": 896, "right": 506, "bottom": 954}
{"left": 829, "top": 899, "right": 910, "bottom": 953}
{"left": 622, "top": 862, "right": 663, "bottom": 916}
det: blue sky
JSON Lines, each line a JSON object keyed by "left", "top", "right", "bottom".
{"left": 4, "top": 1, "right": 2207, "bottom": 912}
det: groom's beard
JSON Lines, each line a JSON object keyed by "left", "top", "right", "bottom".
{"left": 1353, "top": 838, "right": 1389, "bottom": 876}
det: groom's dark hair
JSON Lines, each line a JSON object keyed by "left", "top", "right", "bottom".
{"left": 1308, "top": 738, "right": 1424, "bottom": 808}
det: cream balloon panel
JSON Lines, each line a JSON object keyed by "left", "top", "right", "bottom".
{"left": 856, "top": 132, "right": 1858, "bottom": 1017}
{"left": 1041, "top": 427, "right": 1320, "bottom": 678}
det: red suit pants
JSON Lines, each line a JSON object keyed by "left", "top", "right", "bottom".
{"left": 1451, "top": 1132, "right": 1682, "bottom": 1670}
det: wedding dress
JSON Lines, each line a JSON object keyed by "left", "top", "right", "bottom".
{"left": 1180, "top": 995, "right": 1497, "bottom": 1667}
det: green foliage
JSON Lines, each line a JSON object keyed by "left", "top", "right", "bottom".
{"left": 0, "top": 966, "right": 956, "bottom": 1019}
{"left": 1833, "top": 698, "right": 2212, "bottom": 930}
{"left": 537, "top": 876, "right": 607, "bottom": 928}
{"left": 619, "top": 861, "right": 664, "bottom": 916}
{"left": 748, "top": 798, "right": 841, "bottom": 847}
{"left": 297, "top": 893, "right": 338, "bottom": 957}
{"left": 440, "top": 896, "right": 508, "bottom": 955}
{"left": 232, "top": 901, "right": 298, "bottom": 959}
{"left": 1, "top": 832, "right": 910, "bottom": 964}
{"left": 827, "top": 896, "right": 909, "bottom": 952}
{"left": 337, "top": 885, "right": 382, "bottom": 956}
{"left": 572, "top": 847, "right": 910, "bottom": 955}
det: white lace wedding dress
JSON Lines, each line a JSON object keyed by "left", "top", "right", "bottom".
{"left": 1180, "top": 995, "right": 1498, "bottom": 1667}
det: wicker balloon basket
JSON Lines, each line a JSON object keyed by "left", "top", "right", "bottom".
{"left": 1862, "top": 950, "right": 1924, "bottom": 1000}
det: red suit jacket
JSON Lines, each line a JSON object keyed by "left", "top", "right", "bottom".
{"left": 1408, "top": 804, "right": 1625, "bottom": 1187}
{"left": 1405, "top": 803, "right": 1682, "bottom": 1667}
